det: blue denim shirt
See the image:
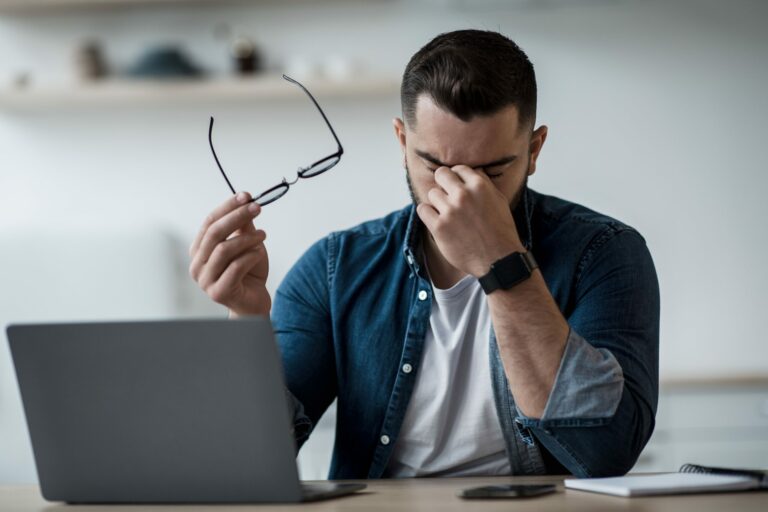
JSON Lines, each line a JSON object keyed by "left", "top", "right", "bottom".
{"left": 271, "top": 187, "right": 660, "bottom": 479}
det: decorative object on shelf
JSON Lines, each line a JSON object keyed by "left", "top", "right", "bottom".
{"left": 283, "top": 55, "right": 364, "bottom": 82}
{"left": 321, "top": 55, "right": 361, "bottom": 81}
{"left": 231, "top": 36, "right": 261, "bottom": 75}
{"left": 74, "top": 40, "right": 108, "bottom": 81}
{"left": 127, "top": 45, "right": 204, "bottom": 79}
{"left": 212, "top": 23, "right": 262, "bottom": 76}
{"left": 283, "top": 55, "right": 321, "bottom": 81}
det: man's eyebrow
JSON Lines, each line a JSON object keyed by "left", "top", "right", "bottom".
{"left": 415, "top": 149, "right": 517, "bottom": 169}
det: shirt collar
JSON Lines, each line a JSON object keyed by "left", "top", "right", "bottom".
{"left": 402, "top": 185, "right": 535, "bottom": 275}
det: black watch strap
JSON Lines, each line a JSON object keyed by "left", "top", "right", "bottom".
{"left": 478, "top": 251, "right": 538, "bottom": 294}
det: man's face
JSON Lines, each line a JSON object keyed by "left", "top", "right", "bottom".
{"left": 394, "top": 94, "right": 547, "bottom": 212}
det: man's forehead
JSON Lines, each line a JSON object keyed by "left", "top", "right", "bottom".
{"left": 409, "top": 94, "right": 526, "bottom": 163}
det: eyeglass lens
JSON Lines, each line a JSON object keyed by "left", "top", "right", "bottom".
{"left": 254, "top": 183, "right": 290, "bottom": 206}
{"left": 301, "top": 155, "right": 341, "bottom": 178}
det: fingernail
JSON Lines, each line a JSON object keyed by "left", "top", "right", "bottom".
{"left": 237, "top": 192, "right": 249, "bottom": 204}
{"left": 248, "top": 202, "right": 260, "bottom": 214}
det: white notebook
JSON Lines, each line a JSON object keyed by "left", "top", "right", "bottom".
{"left": 564, "top": 473, "right": 761, "bottom": 497}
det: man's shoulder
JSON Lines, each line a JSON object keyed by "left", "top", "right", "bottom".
{"left": 296, "top": 205, "right": 414, "bottom": 270}
{"left": 529, "top": 190, "right": 654, "bottom": 282}
{"left": 329, "top": 204, "right": 413, "bottom": 241}
{"left": 279, "top": 205, "right": 414, "bottom": 299}
{"left": 531, "top": 189, "right": 643, "bottom": 241}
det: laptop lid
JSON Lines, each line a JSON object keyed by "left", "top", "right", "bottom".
{"left": 7, "top": 318, "right": 305, "bottom": 503}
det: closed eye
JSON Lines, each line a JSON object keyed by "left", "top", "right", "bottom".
{"left": 417, "top": 149, "right": 516, "bottom": 180}
{"left": 481, "top": 166, "right": 505, "bottom": 179}
{"left": 477, "top": 166, "right": 505, "bottom": 179}
{"left": 427, "top": 166, "right": 504, "bottom": 179}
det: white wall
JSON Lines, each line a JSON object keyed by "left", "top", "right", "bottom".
{"left": 1, "top": 0, "right": 767, "bottom": 483}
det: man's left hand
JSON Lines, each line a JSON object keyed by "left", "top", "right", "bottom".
{"left": 416, "top": 165, "right": 525, "bottom": 278}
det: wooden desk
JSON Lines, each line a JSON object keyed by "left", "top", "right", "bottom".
{"left": 1, "top": 475, "right": 766, "bottom": 511}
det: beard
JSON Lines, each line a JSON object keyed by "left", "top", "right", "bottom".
{"left": 405, "top": 158, "right": 529, "bottom": 214}
{"left": 405, "top": 161, "right": 421, "bottom": 205}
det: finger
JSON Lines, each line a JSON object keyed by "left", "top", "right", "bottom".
{"left": 196, "top": 231, "right": 266, "bottom": 288}
{"left": 230, "top": 218, "right": 258, "bottom": 239}
{"left": 451, "top": 165, "right": 488, "bottom": 187}
{"left": 190, "top": 191, "right": 253, "bottom": 257}
{"left": 213, "top": 248, "right": 267, "bottom": 300}
{"left": 416, "top": 202, "right": 439, "bottom": 232}
{"left": 426, "top": 186, "right": 450, "bottom": 213}
{"left": 191, "top": 201, "right": 261, "bottom": 276}
{"left": 433, "top": 166, "right": 465, "bottom": 195}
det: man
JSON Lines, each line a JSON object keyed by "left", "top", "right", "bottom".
{"left": 189, "top": 30, "right": 659, "bottom": 479}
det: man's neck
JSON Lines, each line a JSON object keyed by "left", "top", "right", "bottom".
{"left": 422, "top": 233, "right": 468, "bottom": 290}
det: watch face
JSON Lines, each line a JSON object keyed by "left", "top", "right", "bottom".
{"left": 495, "top": 252, "right": 532, "bottom": 289}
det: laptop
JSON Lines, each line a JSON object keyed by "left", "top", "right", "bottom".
{"left": 6, "top": 318, "right": 365, "bottom": 503}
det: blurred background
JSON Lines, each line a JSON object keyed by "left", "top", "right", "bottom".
{"left": 1, "top": 0, "right": 766, "bottom": 483}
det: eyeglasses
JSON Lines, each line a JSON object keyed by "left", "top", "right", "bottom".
{"left": 208, "top": 74, "right": 344, "bottom": 206}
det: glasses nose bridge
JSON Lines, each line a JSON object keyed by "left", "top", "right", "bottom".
{"left": 285, "top": 172, "right": 301, "bottom": 186}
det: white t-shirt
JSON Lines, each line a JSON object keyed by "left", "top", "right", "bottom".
{"left": 384, "top": 273, "right": 511, "bottom": 477}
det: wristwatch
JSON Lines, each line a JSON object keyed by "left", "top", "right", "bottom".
{"left": 478, "top": 251, "right": 538, "bottom": 294}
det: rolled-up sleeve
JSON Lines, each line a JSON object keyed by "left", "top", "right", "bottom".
{"left": 516, "top": 329, "right": 625, "bottom": 423}
{"left": 516, "top": 228, "right": 660, "bottom": 477}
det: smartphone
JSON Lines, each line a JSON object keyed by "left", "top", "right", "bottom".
{"left": 458, "top": 484, "right": 556, "bottom": 499}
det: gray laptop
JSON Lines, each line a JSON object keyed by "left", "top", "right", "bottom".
{"left": 6, "top": 318, "right": 365, "bottom": 503}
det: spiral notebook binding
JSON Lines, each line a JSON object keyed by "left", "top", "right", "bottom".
{"left": 679, "top": 463, "right": 709, "bottom": 474}
{"left": 679, "top": 463, "right": 768, "bottom": 487}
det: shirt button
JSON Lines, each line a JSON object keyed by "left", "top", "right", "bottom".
{"left": 418, "top": 290, "right": 428, "bottom": 301}
{"left": 380, "top": 435, "right": 390, "bottom": 446}
{"left": 402, "top": 363, "right": 413, "bottom": 374}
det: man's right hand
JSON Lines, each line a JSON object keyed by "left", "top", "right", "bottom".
{"left": 189, "top": 192, "right": 271, "bottom": 317}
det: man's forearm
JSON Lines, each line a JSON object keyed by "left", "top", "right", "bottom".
{"left": 487, "top": 268, "right": 570, "bottom": 418}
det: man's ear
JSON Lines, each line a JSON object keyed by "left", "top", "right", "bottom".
{"left": 393, "top": 117, "right": 407, "bottom": 167}
{"left": 527, "top": 125, "right": 548, "bottom": 176}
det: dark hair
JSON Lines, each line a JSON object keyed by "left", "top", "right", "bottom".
{"left": 401, "top": 30, "right": 537, "bottom": 129}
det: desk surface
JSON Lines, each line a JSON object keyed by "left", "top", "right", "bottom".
{"left": 2, "top": 475, "right": 766, "bottom": 511}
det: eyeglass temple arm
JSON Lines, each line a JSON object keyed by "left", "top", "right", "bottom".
{"left": 208, "top": 117, "right": 238, "bottom": 195}
{"left": 282, "top": 74, "right": 344, "bottom": 155}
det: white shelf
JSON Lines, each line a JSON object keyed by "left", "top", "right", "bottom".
{"left": 0, "top": 75, "right": 400, "bottom": 110}
{"left": 0, "top": 0, "right": 379, "bottom": 14}
{"left": 0, "top": 0, "right": 236, "bottom": 12}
